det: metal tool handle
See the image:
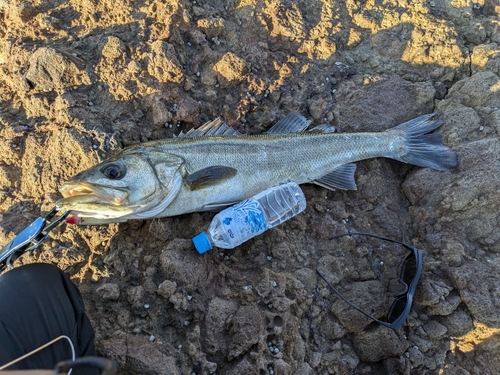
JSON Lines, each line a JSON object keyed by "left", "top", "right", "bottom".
{"left": 0, "top": 208, "right": 69, "bottom": 272}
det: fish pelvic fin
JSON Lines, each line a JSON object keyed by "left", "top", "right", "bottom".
{"left": 388, "top": 113, "right": 458, "bottom": 172}
{"left": 313, "top": 163, "right": 357, "bottom": 191}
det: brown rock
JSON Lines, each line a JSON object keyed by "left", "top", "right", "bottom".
{"left": 24, "top": 47, "right": 88, "bottom": 91}
{"left": 96, "top": 283, "right": 120, "bottom": 301}
{"left": 213, "top": 52, "right": 248, "bottom": 88}
{"left": 354, "top": 327, "right": 409, "bottom": 362}
{"left": 147, "top": 41, "right": 183, "bottom": 83}
{"left": 227, "top": 305, "right": 264, "bottom": 360}
{"left": 101, "top": 36, "right": 126, "bottom": 60}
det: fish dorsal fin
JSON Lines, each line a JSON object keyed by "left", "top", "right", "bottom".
{"left": 177, "top": 118, "right": 244, "bottom": 137}
{"left": 184, "top": 165, "right": 238, "bottom": 191}
{"left": 308, "top": 123, "right": 336, "bottom": 133}
{"left": 313, "top": 163, "right": 357, "bottom": 191}
{"left": 266, "top": 113, "right": 311, "bottom": 134}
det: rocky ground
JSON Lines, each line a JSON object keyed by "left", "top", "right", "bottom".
{"left": 1, "top": 0, "right": 500, "bottom": 374}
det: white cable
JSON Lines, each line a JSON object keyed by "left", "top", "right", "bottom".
{"left": 0, "top": 334, "right": 75, "bottom": 374}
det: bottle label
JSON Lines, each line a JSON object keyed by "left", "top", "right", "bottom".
{"left": 221, "top": 198, "right": 267, "bottom": 243}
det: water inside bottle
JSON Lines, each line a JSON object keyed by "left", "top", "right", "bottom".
{"left": 256, "top": 183, "right": 306, "bottom": 228}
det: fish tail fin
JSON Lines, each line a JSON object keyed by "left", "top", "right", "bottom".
{"left": 388, "top": 113, "right": 458, "bottom": 172}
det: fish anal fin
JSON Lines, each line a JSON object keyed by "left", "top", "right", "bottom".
{"left": 266, "top": 113, "right": 311, "bottom": 134}
{"left": 313, "top": 163, "right": 357, "bottom": 191}
{"left": 184, "top": 166, "right": 237, "bottom": 191}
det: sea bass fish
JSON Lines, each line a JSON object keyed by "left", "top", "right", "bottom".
{"left": 56, "top": 113, "right": 458, "bottom": 224}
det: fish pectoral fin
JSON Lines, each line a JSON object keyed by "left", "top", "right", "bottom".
{"left": 184, "top": 166, "right": 238, "bottom": 191}
{"left": 266, "top": 113, "right": 311, "bottom": 134}
{"left": 313, "top": 163, "right": 358, "bottom": 191}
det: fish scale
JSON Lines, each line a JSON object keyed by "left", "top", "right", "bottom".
{"left": 155, "top": 132, "right": 401, "bottom": 217}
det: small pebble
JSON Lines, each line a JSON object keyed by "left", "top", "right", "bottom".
{"left": 178, "top": 344, "right": 182, "bottom": 349}
{"left": 266, "top": 256, "right": 272, "bottom": 261}
{"left": 149, "top": 335, "right": 155, "bottom": 342}
{"left": 479, "top": 126, "right": 484, "bottom": 131}
{"left": 270, "top": 280, "right": 277, "bottom": 287}
{"left": 88, "top": 101, "right": 94, "bottom": 106}
{"left": 183, "top": 320, "right": 190, "bottom": 326}
{"left": 186, "top": 42, "right": 192, "bottom": 46}
{"left": 196, "top": 71, "right": 200, "bottom": 77}
{"left": 187, "top": 295, "right": 193, "bottom": 301}
{"left": 92, "top": 144, "right": 98, "bottom": 149}
{"left": 144, "top": 303, "right": 150, "bottom": 309}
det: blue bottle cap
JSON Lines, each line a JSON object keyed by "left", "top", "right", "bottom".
{"left": 192, "top": 232, "right": 212, "bottom": 254}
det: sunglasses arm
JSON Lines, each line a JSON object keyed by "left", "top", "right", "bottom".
{"left": 316, "top": 269, "right": 394, "bottom": 329}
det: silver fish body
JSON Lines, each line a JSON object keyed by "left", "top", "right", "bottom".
{"left": 56, "top": 113, "right": 458, "bottom": 224}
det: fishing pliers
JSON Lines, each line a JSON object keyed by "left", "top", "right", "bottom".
{"left": 0, "top": 208, "right": 69, "bottom": 273}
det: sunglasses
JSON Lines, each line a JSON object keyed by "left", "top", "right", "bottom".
{"left": 316, "top": 232, "right": 423, "bottom": 330}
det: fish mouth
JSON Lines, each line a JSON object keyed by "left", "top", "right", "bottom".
{"left": 59, "top": 182, "right": 128, "bottom": 205}
{"left": 56, "top": 182, "right": 130, "bottom": 220}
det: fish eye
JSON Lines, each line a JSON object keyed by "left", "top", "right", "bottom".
{"left": 100, "top": 164, "right": 125, "bottom": 179}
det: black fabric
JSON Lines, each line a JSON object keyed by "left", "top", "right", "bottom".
{"left": 0, "top": 264, "right": 97, "bottom": 375}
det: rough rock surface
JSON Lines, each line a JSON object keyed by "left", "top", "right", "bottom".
{"left": 1, "top": 0, "right": 500, "bottom": 374}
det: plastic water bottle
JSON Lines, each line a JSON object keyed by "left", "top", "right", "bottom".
{"left": 192, "top": 180, "right": 306, "bottom": 253}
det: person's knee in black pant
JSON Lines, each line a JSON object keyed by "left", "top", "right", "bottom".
{"left": 0, "top": 263, "right": 97, "bottom": 375}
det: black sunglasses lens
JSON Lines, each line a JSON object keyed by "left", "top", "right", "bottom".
{"left": 387, "top": 295, "right": 408, "bottom": 323}
{"left": 401, "top": 254, "right": 417, "bottom": 285}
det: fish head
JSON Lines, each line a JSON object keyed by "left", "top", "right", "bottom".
{"left": 56, "top": 147, "right": 185, "bottom": 224}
